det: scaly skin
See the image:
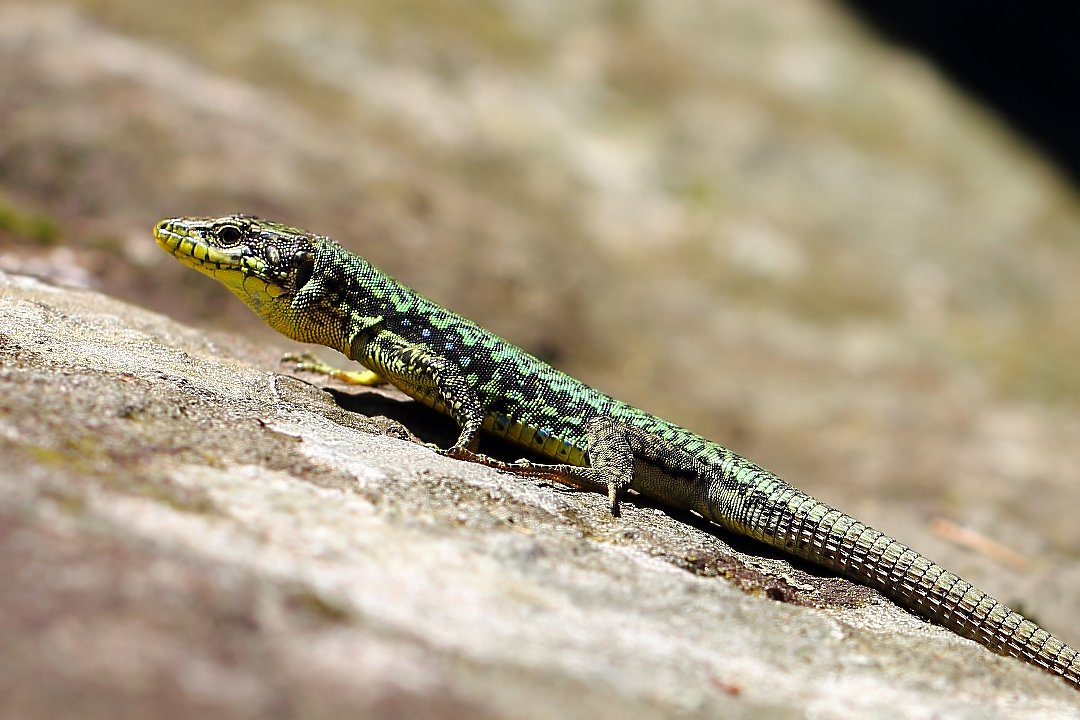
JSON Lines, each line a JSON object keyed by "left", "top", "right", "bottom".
{"left": 156, "top": 214, "right": 1080, "bottom": 689}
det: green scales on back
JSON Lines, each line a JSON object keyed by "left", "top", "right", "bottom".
{"left": 156, "top": 214, "right": 1080, "bottom": 691}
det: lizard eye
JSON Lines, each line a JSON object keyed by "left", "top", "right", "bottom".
{"left": 216, "top": 224, "right": 243, "bottom": 245}
{"left": 294, "top": 251, "right": 315, "bottom": 290}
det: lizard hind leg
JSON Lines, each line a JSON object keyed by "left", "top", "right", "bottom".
{"left": 468, "top": 417, "right": 637, "bottom": 515}
{"left": 517, "top": 417, "right": 703, "bottom": 518}
{"left": 581, "top": 416, "right": 636, "bottom": 513}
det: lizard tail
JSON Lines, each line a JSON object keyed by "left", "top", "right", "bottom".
{"left": 712, "top": 476, "right": 1080, "bottom": 688}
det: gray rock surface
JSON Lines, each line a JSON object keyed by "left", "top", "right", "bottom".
{"left": 3, "top": 3, "right": 1080, "bottom": 635}
{"left": 2, "top": 270, "right": 1078, "bottom": 719}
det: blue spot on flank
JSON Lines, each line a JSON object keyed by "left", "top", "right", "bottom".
{"left": 445, "top": 341, "right": 456, "bottom": 352}
{"left": 421, "top": 328, "right": 432, "bottom": 338}
{"left": 461, "top": 356, "right": 472, "bottom": 368}
{"left": 495, "top": 414, "right": 510, "bottom": 431}
{"left": 536, "top": 427, "right": 550, "bottom": 444}
{"left": 400, "top": 318, "right": 411, "bottom": 327}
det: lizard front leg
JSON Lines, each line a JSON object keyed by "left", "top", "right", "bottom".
{"left": 282, "top": 351, "right": 386, "bottom": 385}
{"left": 351, "top": 330, "right": 485, "bottom": 454}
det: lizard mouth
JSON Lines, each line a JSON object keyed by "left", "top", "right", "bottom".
{"left": 154, "top": 219, "right": 256, "bottom": 272}
{"left": 154, "top": 218, "right": 285, "bottom": 300}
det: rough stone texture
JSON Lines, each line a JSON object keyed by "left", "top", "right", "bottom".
{"left": 2, "top": 271, "right": 1079, "bottom": 719}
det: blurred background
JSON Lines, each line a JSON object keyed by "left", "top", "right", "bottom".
{"left": 2, "top": 0, "right": 1079, "bottom": 640}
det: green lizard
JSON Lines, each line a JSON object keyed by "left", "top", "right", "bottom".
{"left": 156, "top": 213, "right": 1079, "bottom": 690}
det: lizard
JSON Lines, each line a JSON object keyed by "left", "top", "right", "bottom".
{"left": 155, "top": 213, "right": 1080, "bottom": 690}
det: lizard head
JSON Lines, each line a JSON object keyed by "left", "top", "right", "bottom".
{"left": 154, "top": 214, "right": 329, "bottom": 339}
{"left": 154, "top": 214, "right": 317, "bottom": 305}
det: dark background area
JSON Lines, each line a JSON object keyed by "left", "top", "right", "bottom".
{"left": 843, "top": 1, "right": 1080, "bottom": 185}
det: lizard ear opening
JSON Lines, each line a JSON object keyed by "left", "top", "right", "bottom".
{"left": 294, "top": 252, "right": 315, "bottom": 290}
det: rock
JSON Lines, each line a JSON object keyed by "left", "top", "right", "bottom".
{"left": 2, "top": 269, "right": 1077, "bottom": 718}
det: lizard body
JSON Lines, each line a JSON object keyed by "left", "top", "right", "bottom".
{"left": 155, "top": 214, "right": 1080, "bottom": 689}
